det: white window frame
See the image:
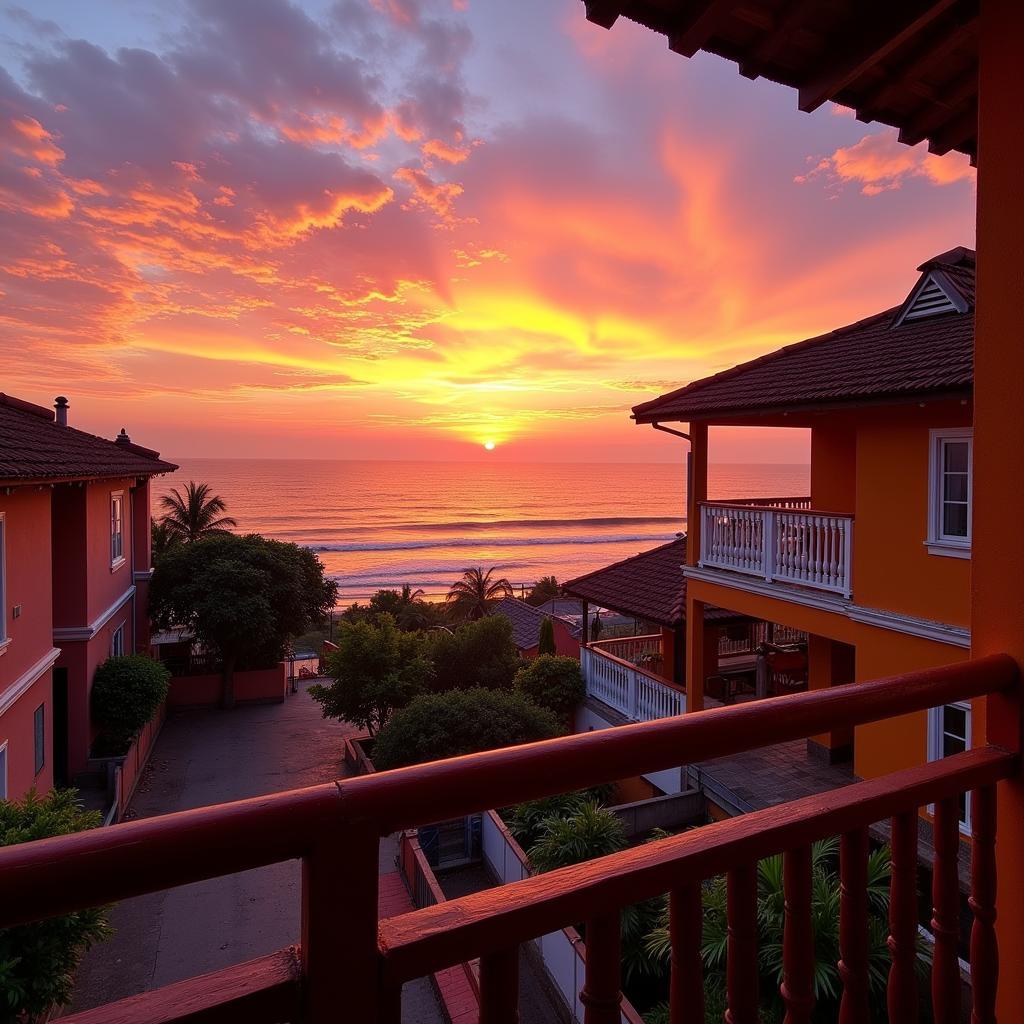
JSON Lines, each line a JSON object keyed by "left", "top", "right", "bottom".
{"left": 111, "top": 622, "right": 125, "bottom": 658}
{"left": 926, "top": 428, "right": 972, "bottom": 558}
{"left": 33, "top": 703, "right": 44, "bottom": 776}
{"left": 0, "top": 740, "right": 7, "bottom": 801}
{"left": 110, "top": 491, "right": 125, "bottom": 569}
{"left": 928, "top": 701, "right": 972, "bottom": 834}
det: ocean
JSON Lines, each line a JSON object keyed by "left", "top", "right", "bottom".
{"left": 154, "top": 460, "right": 809, "bottom": 605}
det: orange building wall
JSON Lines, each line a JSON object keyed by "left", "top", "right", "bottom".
{"left": 852, "top": 401, "right": 971, "bottom": 628}
{"left": 0, "top": 489, "right": 55, "bottom": 799}
{"left": 810, "top": 423, "right": 856, "bottom": 512}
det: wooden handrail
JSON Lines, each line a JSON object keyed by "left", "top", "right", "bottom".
{"left": 0, "top": 655, "right": 1015, "bottom": 929}
{"left": 377, "top": 747, "right": 1015, "bottom": 983}
{"left": 700, "top": 499, "right": 852, "bottom": 518}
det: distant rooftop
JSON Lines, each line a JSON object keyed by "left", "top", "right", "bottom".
{"left": 0, "top": 394, "right": 177, "bottom": 484}
{"left": 493, "top": 596, "right": 582, "bottom": 651}
{"left": 563, "top": 536, "right": 740, "bottom": 628}
{"left": 634, "top": 247, "right": 975, "bottom": 424}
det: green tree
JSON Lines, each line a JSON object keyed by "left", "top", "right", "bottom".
{"left": 526, "top": 575, "right": 560, "bottom": 607}
{"left": 537, "top": 617, "right": 556, "bottom": 656}
{"left": 309, "top": 615, "right": 434, "bottom": 736}
{"left": 158, "top": 481, "right": 237, "bottom": 543}
{"left": 514, "top": 654, "right": 585, "bottom": 718}
{"left": 445, "top": 566, "right": 513, "bottom": 620}
{"left": 427, "top": 615, "right": 521, "bottom": 691}
{"left": 150, "top": 534, "right": 337, "bottom": 708}
{"left": 150, "top": 520, "right": 181, "bottom": 565}
{"left": 91, "top": 655, "right": 171, "bottom": 754}
{"left": 0, "top": 790, "right": 111, "bottom": 1022}
{"left": 372, "top": 688, "right": 561, "bottom": 770}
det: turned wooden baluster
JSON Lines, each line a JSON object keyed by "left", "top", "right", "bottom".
{"left": 669, "top": 884, "right": 704, "bottom": 1023}
{"left": 581, "top": 912, "right": 622, "bottom": 1024}
{"left": 970, "top": 784, "right": 998, "bottom": 1024}
{"left": 838, "top": 828, "right": 870, "bottom": 1024}
{"left": 480, "top": 946, "right": 519, "bottom": 1024}
{"left": 887, "top": 811, "right": 919, "bottom": 1022}
{"left": 726, "top": 864, "right": 759, "bottom": 1024}
{"left": 781, "top": 846, "right": 815, "bottom": 1024}
{"left": 932, "top": 796, "right": 962, "bottom": 1024}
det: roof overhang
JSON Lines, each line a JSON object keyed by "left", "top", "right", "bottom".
{"left": 582, "top": 0, "right": 979, "bottom": 160}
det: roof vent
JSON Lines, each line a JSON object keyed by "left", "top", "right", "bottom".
{"left": 893, "top": 271, "right": 968, "bottom": 327}
{"left": 115, "top": 428, "right": 131, "bottom": 445}
{"left": 54, "top": 396, "right": 69, "bottom": 426}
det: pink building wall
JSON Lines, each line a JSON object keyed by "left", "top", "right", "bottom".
{"left": 168, "top": 663, "right": 288, "bottom": 708}
{"left": 0, "top": 489, "right": 55, "bottom": 799}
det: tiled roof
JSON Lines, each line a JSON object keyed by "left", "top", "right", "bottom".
{"left": 634, "top": 247, "right": 975, "bottom": 423}
{"left": 0, "top": 394, "right": 177, "bottom": 483}
{"left": 562, "top": 537, "right": 739, "bottom": 628}
{"left": 494, "top": 596, "right": 582, "bottom": 651}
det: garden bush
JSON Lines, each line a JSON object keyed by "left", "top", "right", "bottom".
{"left": 514, "top": 654, "right": 585, "bottom": 718}
{"left": 0, "top": 790, "right": 111, "bottom": 1021}
{"left": 426, "top": 615, "right": 521, "bottom": 691}
{"left": 91, "top": 655, "right": 171, "bottom": 753}
{"left": 372, "top": 688, "right": 561, "bottom": 770}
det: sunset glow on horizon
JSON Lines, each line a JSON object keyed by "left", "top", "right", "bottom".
{"left": 0, "top": 0, "right": 977, "bottom": 463}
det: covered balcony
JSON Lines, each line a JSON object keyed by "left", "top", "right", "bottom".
{"left": 697, "top": 497, "right": 854, "bottom": 599}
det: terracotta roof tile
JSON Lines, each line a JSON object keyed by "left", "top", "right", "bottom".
{"left": 493, "top": 596, "right": 582, "bottom": 651}
{"left": 562, "top": 537, "right": 738, "bottom": 628}
{"left": 634, "top": 248, "right": 974, "bottom": 423}
{"left": 0, "top": 395, "right": 178, "bottom": 483}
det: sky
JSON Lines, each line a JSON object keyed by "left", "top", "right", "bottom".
{"left": 0, "top": 0, "right": 976, "bottom": 463}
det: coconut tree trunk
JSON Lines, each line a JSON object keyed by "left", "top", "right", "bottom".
{"left": 221, "top": 653, "right": 237, "bottom": 710}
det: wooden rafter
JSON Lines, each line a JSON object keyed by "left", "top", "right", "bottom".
{"left": 798, "top": 0, "right": 958, "bottom": 113}
{"left": 739, "top": 0, "right": 819, "bottom": 81}
{"left": 584, "top": 0, "right": 623, "bottom": 29}
{"left": 898, "top": 68, "right": 977, "bottom": 146}
{"left": 928, "top": 100, "right": 978, "bottom": 156}
{"left": 668, "top": 0, "right": 747, "bottom": 59}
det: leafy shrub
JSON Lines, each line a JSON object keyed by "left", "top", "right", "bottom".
{"left": 514, "top": 654, "right": 585, "bottom": 718}
{"left": 426, "top": 616, "right": 521, "bottom": 691}
{"left": 526, "top": 799, "right": 628, "bottom": 873}
{"left": 506, "top": 785, "right": 614, "bottom": 849}
{"left": 372, "top": 688, "right": 561, "bottom": 770}
{"left": 91, "top": 655, "right": 171, "bottom": 753}
{"left": 0, "top": 790, "right": 111, "bottom": 1020}
{"left": 309, "top": 614, "right": 433, "bottom": 736}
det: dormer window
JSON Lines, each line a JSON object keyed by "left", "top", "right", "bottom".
{"left": 927, "top": 428, "right": 972, "bottom": 558}
{"left": 893, "top": 270, "right": 969, "bottom": 326}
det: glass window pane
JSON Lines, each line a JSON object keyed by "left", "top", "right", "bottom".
{"left": 944, "top": 734, "right": 966, "bottom": 757}
{"left": 943, "top": 473, "right": 968, "bottom": 502}
{"left": 944, "top": 441, "right": 969, "bottom": 473}
{"left": 944, "top": 705, "right": 968, "bottom": 739}
{"left": 958, "top": 792, "right": 968, "bottom": 824}
{"left": 943, "top": 503, "right": 969, "bottom": 537}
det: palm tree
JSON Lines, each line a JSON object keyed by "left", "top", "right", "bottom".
{"left": 445, "top": 566, "right": 512, "bottom": 620}
{"left": 526, "top": 575, "right": 560, "bottom": 607}
{"left": 151, "top": 520, "right": 181, "bottom": 564}
{"left": 159, "top": 481, "right": 237, "bottom": 543}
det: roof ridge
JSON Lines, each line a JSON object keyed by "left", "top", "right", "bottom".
{"left": 563, "top": 535, "right": 687, "bottom": 589}
{"left": 0, "top": 393, "right": 54, "bottom": 421}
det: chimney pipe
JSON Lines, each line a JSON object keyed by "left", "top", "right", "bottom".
{"left": 115, "top": 428, "right": 131, "bottom": 445}
{"left": 54, "top": 396, "right": 69, "bottom": 427}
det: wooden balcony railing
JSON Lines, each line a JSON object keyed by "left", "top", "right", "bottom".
{"left": 0, "top": 656, "right": 1017, "bottom": 1024}
{"left": 700, "top": 500, "right": 854, "bottom": 598}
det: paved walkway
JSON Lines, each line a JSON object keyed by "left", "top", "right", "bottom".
{"left": 70, "top": 680, "right": 443, "bottom": 1023}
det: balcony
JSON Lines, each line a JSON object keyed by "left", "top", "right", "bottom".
{"left": 698, "top": 498, "right": 853, "bottom": 599}
{"left": 581, "top": 637, "right": 685, "bottom": 721}
{"left": 2, "top": 656, "right": 1014, "bottom": 1023}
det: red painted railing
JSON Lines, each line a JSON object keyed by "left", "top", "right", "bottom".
{"left": 0, "top": 656, "right": 1017, "bottom": 1023}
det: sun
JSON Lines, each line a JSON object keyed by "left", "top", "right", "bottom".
{"left": 483, "top": 440, "right": 496, "bottom": 451}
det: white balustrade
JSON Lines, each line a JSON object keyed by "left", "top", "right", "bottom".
{"left": 581, "top": 645, "right": 685, "bottom": 722}
{"left": 700, "top": 502, "right": 853, "bottom": 598}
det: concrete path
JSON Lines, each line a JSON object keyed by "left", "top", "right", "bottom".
{"left": 70, "top": 680, "right": 444, "bottom": 1023}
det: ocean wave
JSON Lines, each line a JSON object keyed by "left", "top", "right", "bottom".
{"left": 309, "top": 532, "right": 679, "bottom": 553}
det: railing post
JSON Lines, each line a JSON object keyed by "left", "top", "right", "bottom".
{"left": 970, "top": 784, "right": 998, "bottom": 1024}
{"left": 887, "top": 811, "right": 919, "bottom": 1023}
{"left": 669, "top": 884, "right": 704, "bottom": 1023}
{"left": 931, "top": 796, "right": 962, "bottom": 1024}
{"left": 726, "top": 864, "right": 759, "bottom": 1024}
{"left": 764, "top": 509, "right": 775, "bottom": 582}
{"left": 480, "top": 946, "right": 519, "bottom": 1023}
{"left": 303, "top": 823, "right": 380, "bottom": 1023}
{"left": 781, "top": 846, "right": 815, "bottom": 1024}
{"left": 838, "top": 828, "right": 869, "bottom": 1024}
{"left": 581, "top": 912, "right": 622, "bottom": 1024}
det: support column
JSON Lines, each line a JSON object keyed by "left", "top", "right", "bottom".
{"left": 685, "top": 597, "right": 706, "bottom": 713}
{"left": 686, "top": 422, "right": 708, "bottom": 567}
{"left": 974, "top": 4, "right": 1024, "bottom": 1018}
{"left": 806, "top": 636, "right": 854, "bottom": 764}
